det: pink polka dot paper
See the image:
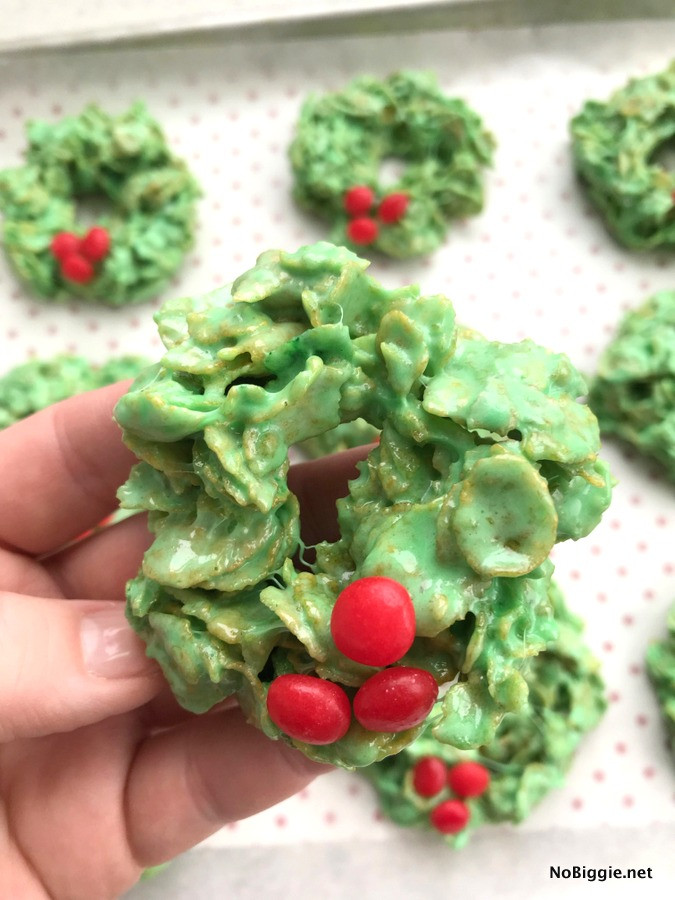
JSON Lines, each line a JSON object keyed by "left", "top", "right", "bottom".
{"left": 1, "top": 17, "right": 674, "bottom": 848}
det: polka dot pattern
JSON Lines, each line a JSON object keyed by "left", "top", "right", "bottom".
{"left": 0, "top": 18, "right": 673, "bottom": 848}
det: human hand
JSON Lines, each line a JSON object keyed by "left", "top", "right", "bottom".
{"left": 0, "top": 382, "right": 360, "bottom": 899}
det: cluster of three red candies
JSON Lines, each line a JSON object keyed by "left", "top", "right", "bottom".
{"left": 50, "top": 226, "right": 111, "bottom": 284}
{"left": 267, "top": 576, "right": 439, "bottom": 744}
{"left": 343, "top": 185, "right": 409, "bottom": 245}
{"left": 411, "top": 756, "right": 491, "bottom": 836}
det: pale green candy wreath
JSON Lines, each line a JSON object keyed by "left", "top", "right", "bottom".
{"left": 570, "top": 63, "right": 675, "bottom": 249}
{"left": 363, "top": 582, "right": 606, "bottom": 847}
{"left": 0, "top": 103, "right": 200, "bottom": 306}
{"left": 115, "top": 242, "right": 611, "bottom": 768}
{"left": 589, "top": 291, "right": 675, "bottom": 480}
{"left": 290, "top": 71, "right": 495, "bottom": 258}
{"left": 0, "top": 354, "right": 150, "bottom": 430}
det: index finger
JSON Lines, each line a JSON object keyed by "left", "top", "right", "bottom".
{"left": 0, "top": 381, "right": 137, "bottom": 556}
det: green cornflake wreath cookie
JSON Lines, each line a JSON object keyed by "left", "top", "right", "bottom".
{"left": 289, "top": 71, "right": 495, "bottom": 258}
{"left": 114, "top": 242, "right": 611, "bottom": 769}
{"left": 0, "top": 354, "right": 150, "bottom": 429}
{"left": 363, "top": 582, "right": 606, "bottom": 846}
{"left": 570, "top": 63, "right": 675, "bottom": 249}
{"left": 646, "top": 602, "right": 675, "bottom": 762}
{"left": 0, "top": 103, "right": 200, "bottom": 306}
{"left": 589, "top": 290, "right": 675, "bottom": 480}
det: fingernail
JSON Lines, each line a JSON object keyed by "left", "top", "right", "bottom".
{"left": 81, "top": 606, "right": 152, "bottom": 679}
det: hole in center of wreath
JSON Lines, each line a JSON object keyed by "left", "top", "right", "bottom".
{"left": 378, "top": 157, "right": 407, "bottom": 189}
{"left": 74, "top": 194, "right": 113, "bottom": 229}
{"left": 650, "top": 137, "right": 675, "bottom": 173}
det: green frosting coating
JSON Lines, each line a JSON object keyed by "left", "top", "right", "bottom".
{"left": 363, "top": 582, "right": 606, "bottom": 847}
{"left": 115, "top": 242, "right": 611, "bottom": 768}
{"left": 0, "top": 103, "right": 200, "bottom": 306}
{"left": 289, "top": 71, "right": 495, "bottom": 258}
{"left": 570, "top": 63, "right": 675, "bottom": 249}
{"left": 589, "top": 290, "right": 675, "bottom": 480}
{"left": 0, "top": 354, "right": 150, "bottom": 429}
{"left": 646, "top": 602, "right": 675, "bottom": 762}
{"left": 298, "top": 418, "right": 380, "bottom": 458}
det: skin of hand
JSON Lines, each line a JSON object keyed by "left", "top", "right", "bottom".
{"left": 0, "top": 382, "right": 365, "bottom": 900}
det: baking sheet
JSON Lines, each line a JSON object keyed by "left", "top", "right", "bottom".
{"left": 0, "top": 0, "right": 462, "bottom": 52}
{"left": 3, "top": 1, "right": 675, "bottom": 56}
{"left": 0, "top": 14, "right": 674, "bottom": 897}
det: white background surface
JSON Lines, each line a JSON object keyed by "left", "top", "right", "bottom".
{"left": 0, "top": 13, "right": 674, "bottom": 898}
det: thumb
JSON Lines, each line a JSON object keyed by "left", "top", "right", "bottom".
{"left": 0, "top": 593, "right": 161, "bottom": 742}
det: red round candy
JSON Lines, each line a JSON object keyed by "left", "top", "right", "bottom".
{"left": 50, "top": 231, "right": 80, "bottom": 261}
{"left": 330, "top": 576, "right": 416, "bottom": 666}
{"left": 266, "top": 674, "right": 351, "bottom": 745}
{"left": 412, "top": 756, "right": 447, "bottom": 798}
{"left": 343, "top": 185, "right": 375, "bottom": 216}
{"left": 347, "top": 217, "right": 379, "bottom": 245}
{"left": 447, "top": 761, "right": 491, "bottom": 798}
{"left": 60, "top": 254, "right": 94, "bottom": 284}
{"left": 353, "top": 666, "right": 438, "bottom": 733}
{"left": 81, "top": 226, "right": 111, "bottom": 262}
{"left": 378, "top": 192, "right": 409, "bottom": 224}
{"left": 430, "top": 799, "right": 470, "bottom": 834}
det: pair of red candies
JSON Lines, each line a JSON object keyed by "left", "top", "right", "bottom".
{"left": 344, "top": 185, "right": 409, "bottom": 246}
{"left": 266, "top": 576, "right": 438, "bottom": 745}
{"left": 412, "top": 757, "right": 491, "bottom": 835}
{"left": 50, "top": 226, "right": 111, "bottom": 284}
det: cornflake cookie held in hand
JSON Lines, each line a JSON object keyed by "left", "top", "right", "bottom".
{"left": 363, "top": 583, "right": 606, "bottom": 846}
{"left": 114, "top": 242, "right": 612, "bottom": 768}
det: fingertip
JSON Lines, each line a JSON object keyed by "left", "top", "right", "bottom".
{"left": 0, "top": 595, "right": 162, "bottom": 742}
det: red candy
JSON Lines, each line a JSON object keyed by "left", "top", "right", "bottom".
{"left": 447, "top": 761, "right": 491, "bottom": 798}
{"left": 51, "top": 226, "right": 109, "bottom": 284}
{"left": 430, "top": 799, "right": 470, "bottom": 834}
{"left": 344, "top": 185, "right": 375, "bottom": 216}
{"left": 81, "top": 226, "right": 111, "bottom": 262}
{"left": 50, "top": 231, "right": 80, "bottom": 261}
{"left": 378, "top": 192, "right": 409, "bottom": 224}
{"left": 330, "top": 576, "right": 416, "bottom": 666}
{"left": 412, "top": 756, "right": 447, "bottom": 798}
{"left": 353, "top": 667, "right": 438, "bottom": 732}
{"left": 347, "top": 217, "right": 379, "bottom": 245}
{"left": 266, "top": 674, "right": 351, "bottom": 745}
{"left": 61, "top": 254, "right": 94, "bottom": 284}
